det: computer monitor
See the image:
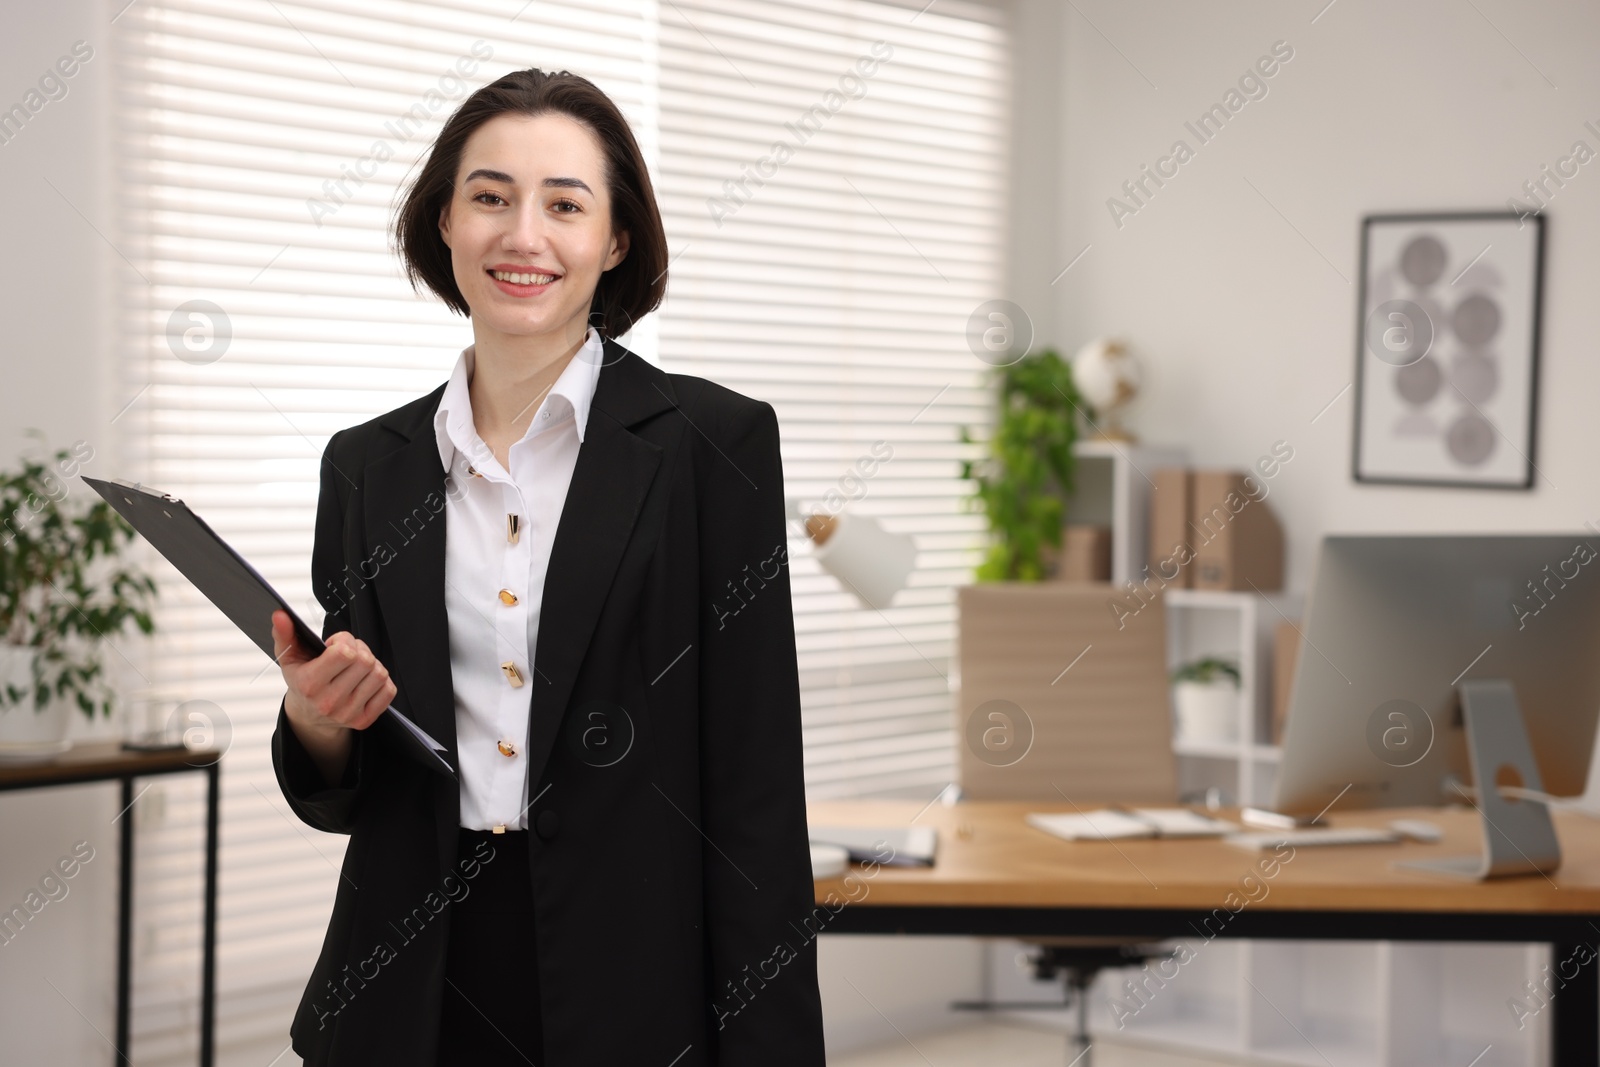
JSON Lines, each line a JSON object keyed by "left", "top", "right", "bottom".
{"left": 1273, "top": 534, "right": 1600, "bottom": 816}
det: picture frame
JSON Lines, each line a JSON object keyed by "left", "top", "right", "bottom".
{"left": 1351, "top": 211, "right": 1545, "bottom": 489}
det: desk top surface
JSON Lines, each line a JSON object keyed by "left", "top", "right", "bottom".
{"left": 0, "top": 741, "right": 220, "bottom": 788}
{"left": 807, "top": 799, "right": 1600, "bottom": 914}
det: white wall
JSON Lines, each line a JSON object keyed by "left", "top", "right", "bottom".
{"left": 1, "top": 6, "right": 116, "bottom": 456}
{"left": 1038, "top": 0, "right": 1600, "bottom": 594}
{"left": 0, "top": 5, "right": 125, "bottom": 1065}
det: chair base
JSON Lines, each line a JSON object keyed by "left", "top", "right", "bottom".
{"left": 952, "top": 942, "right": 1175, "bottom": 1067}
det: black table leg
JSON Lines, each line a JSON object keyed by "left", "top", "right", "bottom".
{"left": 201, "top": 763, "right": 219, "bottom": 1067}
{"left": 1551, "top": 938, "right": 1599, "bottom": 1066}
{"left": 116, "top": 776, "right": 133, "bottom": 1066}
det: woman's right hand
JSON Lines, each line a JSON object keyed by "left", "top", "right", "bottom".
{"left": 272, "top": 609, "right": 396, "bottom": 739}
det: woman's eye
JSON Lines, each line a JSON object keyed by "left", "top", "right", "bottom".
{"left": 552, "top": 199, "right": 581, "bottom": 213}
{"left": 472, "top": 191, "right": 506, "bottom": 206}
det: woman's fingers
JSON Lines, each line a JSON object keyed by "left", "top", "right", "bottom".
{"left": 309, "top": 646, "right": 364, "bottom": 723}
{"left": 359, "top": 682, "right": 396, "bottom": 730}
{"left": 349, "top": 662, "right": 396, "bottom": 730}
{"left": 270, "top": 610, "right": 310, "bottom": 667}
{"left": 287, "top": 632, "right": 394, "bottom": 731}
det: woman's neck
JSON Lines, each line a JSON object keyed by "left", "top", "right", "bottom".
{"left": 466, "top": 318, "right": 591, "bottom": 449}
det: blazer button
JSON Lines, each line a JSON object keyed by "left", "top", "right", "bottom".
{"left": 535, "top": 809, "right": 560, "bottom": 840}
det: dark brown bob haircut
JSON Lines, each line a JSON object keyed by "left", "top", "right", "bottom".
{"left": 393, "top": 68, "right": 668, "bottom": 337}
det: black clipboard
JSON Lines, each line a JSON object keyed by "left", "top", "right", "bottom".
{"left": 82, "top": 476, "right": 456, "bottom": 780}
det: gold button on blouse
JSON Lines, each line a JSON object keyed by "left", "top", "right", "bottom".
{"left": 500, "top": 661, "right": 524, "bottom": 687}
{"left": 497, "top": 739, "right": 517, "bottom": 757}
{"left": 498, "top": 588, "right": 519, "bottom": 606}
{"left": 506, "top": 513, "right": 521, "bottom": 544}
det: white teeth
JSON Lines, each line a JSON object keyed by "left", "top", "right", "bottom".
{"left": 492, "top": 270, "right": 557, "bottom": 286}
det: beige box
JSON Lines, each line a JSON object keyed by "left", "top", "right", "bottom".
{"left": 1148, "top": 467, "right": 1194, "bottom": 587}
{"left": 956, "top": 582, "right": 1176, "bottom": 803}
{"left": 1189, "top": 470, "right": 1285, "bottom": 592}
{"left": 1271, "top": 618, "right": 1301, "bottom": 745}
{"left": 1055, "top": 524, "right": 1111, "bottom": 582}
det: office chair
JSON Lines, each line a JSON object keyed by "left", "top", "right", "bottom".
{"left": 953, "top": 582, "right": 1183, "bottom": 1067}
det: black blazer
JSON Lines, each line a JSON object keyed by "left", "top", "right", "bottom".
{"left": 271, "top": 338, "right": 825, "bottom": 1065}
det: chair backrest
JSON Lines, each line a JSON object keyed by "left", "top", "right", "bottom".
{"left": 956, "top": 582, "right": 1177, "bottom": 804}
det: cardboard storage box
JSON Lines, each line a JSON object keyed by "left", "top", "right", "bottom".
{"left": 1055, "top": 524, "right": 1111, "bottom": 582}
{"left": 1271, "top": 618, "right": 1301, "bottom": 744}
{"left": 1148, "top": 467, "right": 1194, "bottom": 587}
{"left": 1189, "top": 470, "right": 1284, "bottom": 592}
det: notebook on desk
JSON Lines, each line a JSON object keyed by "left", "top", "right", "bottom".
{"left": 809, "top": 825, "right": 937, "bottom": 866}
{"left": 1224, "top": 826, "right": 1402, "bottom": 850}
{"left": 1027, "top": 807, "right": 1239, "bottom": 841}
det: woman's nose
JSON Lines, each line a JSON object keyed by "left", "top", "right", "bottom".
{"left": 503, "top": 206, "right": 549, "bottom": 255}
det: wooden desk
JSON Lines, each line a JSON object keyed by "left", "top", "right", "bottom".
{"left": 809, "top": 799, "right": 1600, "bottom": 1063}
{"left": 0, "top": 743, "right": 221, "bottom": 1067}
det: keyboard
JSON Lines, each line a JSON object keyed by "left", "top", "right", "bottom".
{"left": 1224, "top": 826, "right": 1402, "bottom": 850}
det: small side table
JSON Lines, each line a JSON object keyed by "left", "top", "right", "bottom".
{"left": 0, "top": 742, "right": 221, "bottom": 1067}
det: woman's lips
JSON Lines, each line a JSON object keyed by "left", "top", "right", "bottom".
{"left": 487, "top": 269, "right": 559, "bottom": 297}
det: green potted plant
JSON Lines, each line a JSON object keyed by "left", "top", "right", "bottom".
{"left": 1170, "top": 656, "right": 1242, "bottom": 743}
{"left": 958, "top": 348, "right": 1082, "bottom": 581}
{"left": 0, "top": 432, "right": 158, "bottom": 755}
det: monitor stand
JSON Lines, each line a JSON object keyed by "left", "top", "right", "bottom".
{"left": 1395, "top": 678, "right": 1562, "bottom": 880}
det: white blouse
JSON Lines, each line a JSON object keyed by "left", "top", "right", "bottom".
{"left": 431, "top": 327, "right": 604, "bottom": 830}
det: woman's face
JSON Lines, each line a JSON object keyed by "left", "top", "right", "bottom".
{"left": 438, "top": 111, "right": 629, "bottom": 347}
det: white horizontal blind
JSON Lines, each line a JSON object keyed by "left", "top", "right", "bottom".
{"left": 654, "top": 0, "right": 1009, "bottom": 799}
{"left": 113, "top": 2, "right": 655, "bottom": 1062}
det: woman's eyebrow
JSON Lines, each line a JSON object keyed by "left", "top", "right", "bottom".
{"left": 462, "top": 168, "right": 593, "bottom": 195}
{"left": 543, "top": 176, "right": 594, "bottom": 195}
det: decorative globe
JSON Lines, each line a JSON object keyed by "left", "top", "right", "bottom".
{"left": 1071, "top": 337, "right": 1142, "bottom": 442}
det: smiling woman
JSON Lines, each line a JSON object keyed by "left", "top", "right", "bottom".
{"left": 269, "top": 69, "right": 824, "bottom": 1067}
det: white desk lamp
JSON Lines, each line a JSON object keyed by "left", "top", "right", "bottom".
{"left": 791, "top": 503, "right": 916, "bottom": 610}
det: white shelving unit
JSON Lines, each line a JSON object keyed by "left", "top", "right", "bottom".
{"left": 1074, "top": 939, "right": 1550, "bottom": 1066}
{"left": 1064, "top": 438, "right": 1186, "bottom": 585}
{"left": 1165, "top": 587, "right": 1301, "bottom": 810}
{"left": 976, "top": 441, "right": 1553, "bottom": 1066}
{"left": 985, "top": 929, "right": 1548, "bottom": 1065}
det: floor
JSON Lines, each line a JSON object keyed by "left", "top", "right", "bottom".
{"left": 829, "top": 1018, "right": 1245, "bottom": 1067}
{"left": 241, "top": 1015, "right": 1245, "bottom": 1067}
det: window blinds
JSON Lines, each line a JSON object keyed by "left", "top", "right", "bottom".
{"left": 653, "top": 0, "right": 1009, "bottom": 801}
{"left": 114, "top": 0, "right": 1005, "bottom": 1060}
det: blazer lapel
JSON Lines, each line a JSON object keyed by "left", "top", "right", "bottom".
{"left": 523, "top": 338, "right": 674, "bottom": 794}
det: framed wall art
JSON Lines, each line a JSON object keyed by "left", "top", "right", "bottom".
{"left": 1352, "top": 211, "right": 1545, "bottom": 489}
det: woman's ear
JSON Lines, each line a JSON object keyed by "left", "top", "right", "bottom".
{"left": 604, "top": 229, "right": 630, "bottom": 272}
{"left": 437, "top": 199, "right": 453, "bottom": 248}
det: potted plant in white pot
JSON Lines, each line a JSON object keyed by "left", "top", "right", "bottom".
{"left": 0, "top": 433, "right": 157, "bottom": 757}
{"left": 1170, "top": 656, "right": 1242, "bottom": 744}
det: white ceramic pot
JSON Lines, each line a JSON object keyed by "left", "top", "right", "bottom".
{"left": 0, "top": 643, "right": 71, "bottom": 752}
{"left": 1173, "top": 679, "right": 1240, "bottom": 743}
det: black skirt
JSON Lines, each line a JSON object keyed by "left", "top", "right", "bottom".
{"left": 434, "top": 827, "right": 543, "bottom": 1066}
